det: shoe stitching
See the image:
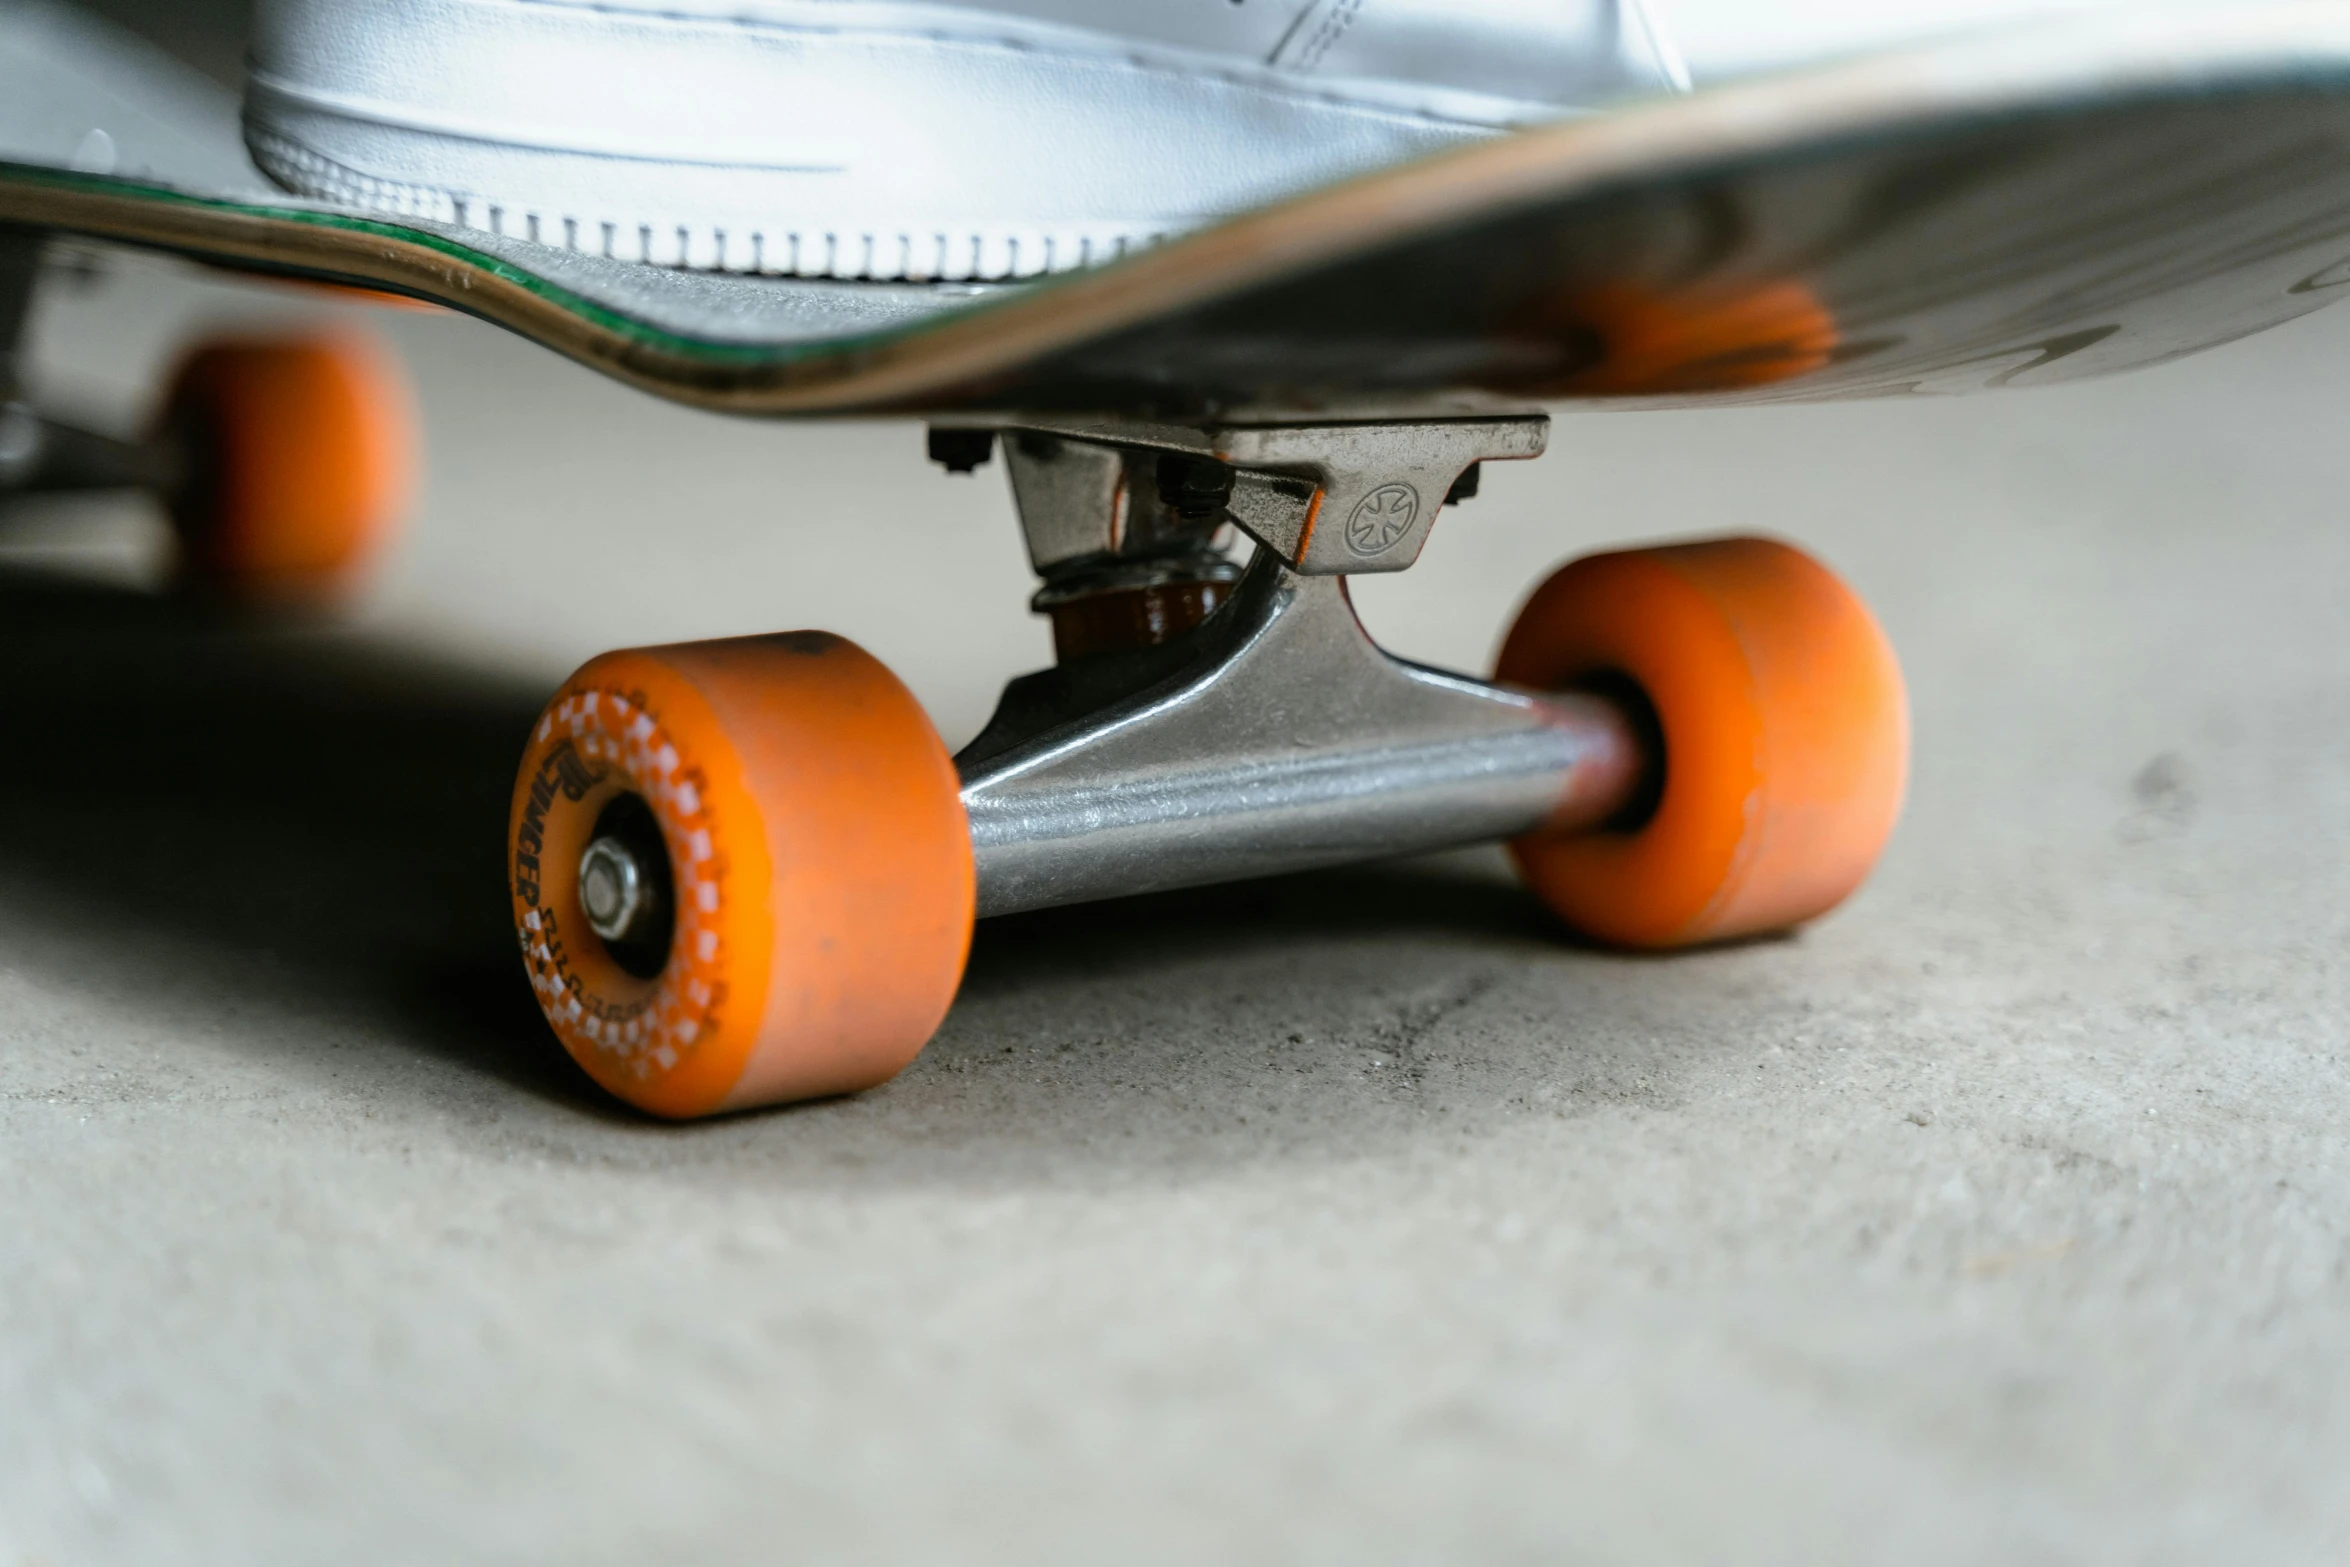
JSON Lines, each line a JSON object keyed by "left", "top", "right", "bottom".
{"left": 1274, "top": 0, "right": 1365, "bottom": 75}
{"left": 247, "top": 73, "right": 851, "bottom": 169}
{"left": 466, "top": 0, "right": 1547, "bottom": 129}
{"left": 247, "top": 122, "right": 1173, "bottom": 281}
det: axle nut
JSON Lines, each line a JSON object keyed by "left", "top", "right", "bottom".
{"left": 578, "top": 836, "right": 649, "bottom": 943}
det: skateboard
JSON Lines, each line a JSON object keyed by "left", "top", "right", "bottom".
{"left": 6, "top": 3, "right": 2350, "bottom": 1115}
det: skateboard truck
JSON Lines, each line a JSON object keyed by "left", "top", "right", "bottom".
{"left": 946, "top": 416, "right": 1651, "bottom": 916}
{"left": 0, "top": 232, "right": 182, "bottom": 500}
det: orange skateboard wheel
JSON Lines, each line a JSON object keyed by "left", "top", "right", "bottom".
{"left": 158, "top": 331, "right": 415, "bottom": 602}
{"left": 1496, "top": 536, "right": 1908, "bottom": 948}
{"left": 509, "top": 633, "right": 975, "bottom": 1118}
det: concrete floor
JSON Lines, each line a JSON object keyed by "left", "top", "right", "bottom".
{"left": 4, "top": 245, "right": 2350, "bottom": 1564}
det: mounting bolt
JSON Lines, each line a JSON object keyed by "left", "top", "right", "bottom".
{"left": 579, "top": 836, "right": 651, "bottom": 943}
{"left": 1156, "top": 453, "right": 1236, "bottom": 521}
{"left": 927, "top": 427, "right": 996, "bottom": 474}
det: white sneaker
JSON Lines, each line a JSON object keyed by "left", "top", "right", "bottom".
{"left": 243, "top": 0, "right": 1687, "bottom": 281}
{"left": 1654, "top": 0, "right": 2172, "bottom": 83}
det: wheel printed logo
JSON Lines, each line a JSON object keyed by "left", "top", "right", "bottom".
{"left": 1344, "top": 483, "right": 1421, "bottom": 558}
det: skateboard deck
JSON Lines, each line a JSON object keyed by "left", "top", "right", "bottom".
{"left": 7, "top": 3, "right": 2350, "bottom": 419}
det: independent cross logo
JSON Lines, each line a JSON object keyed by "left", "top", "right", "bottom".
{"left": 1344, "top": 483, "right": 1420, "bottom": 557}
